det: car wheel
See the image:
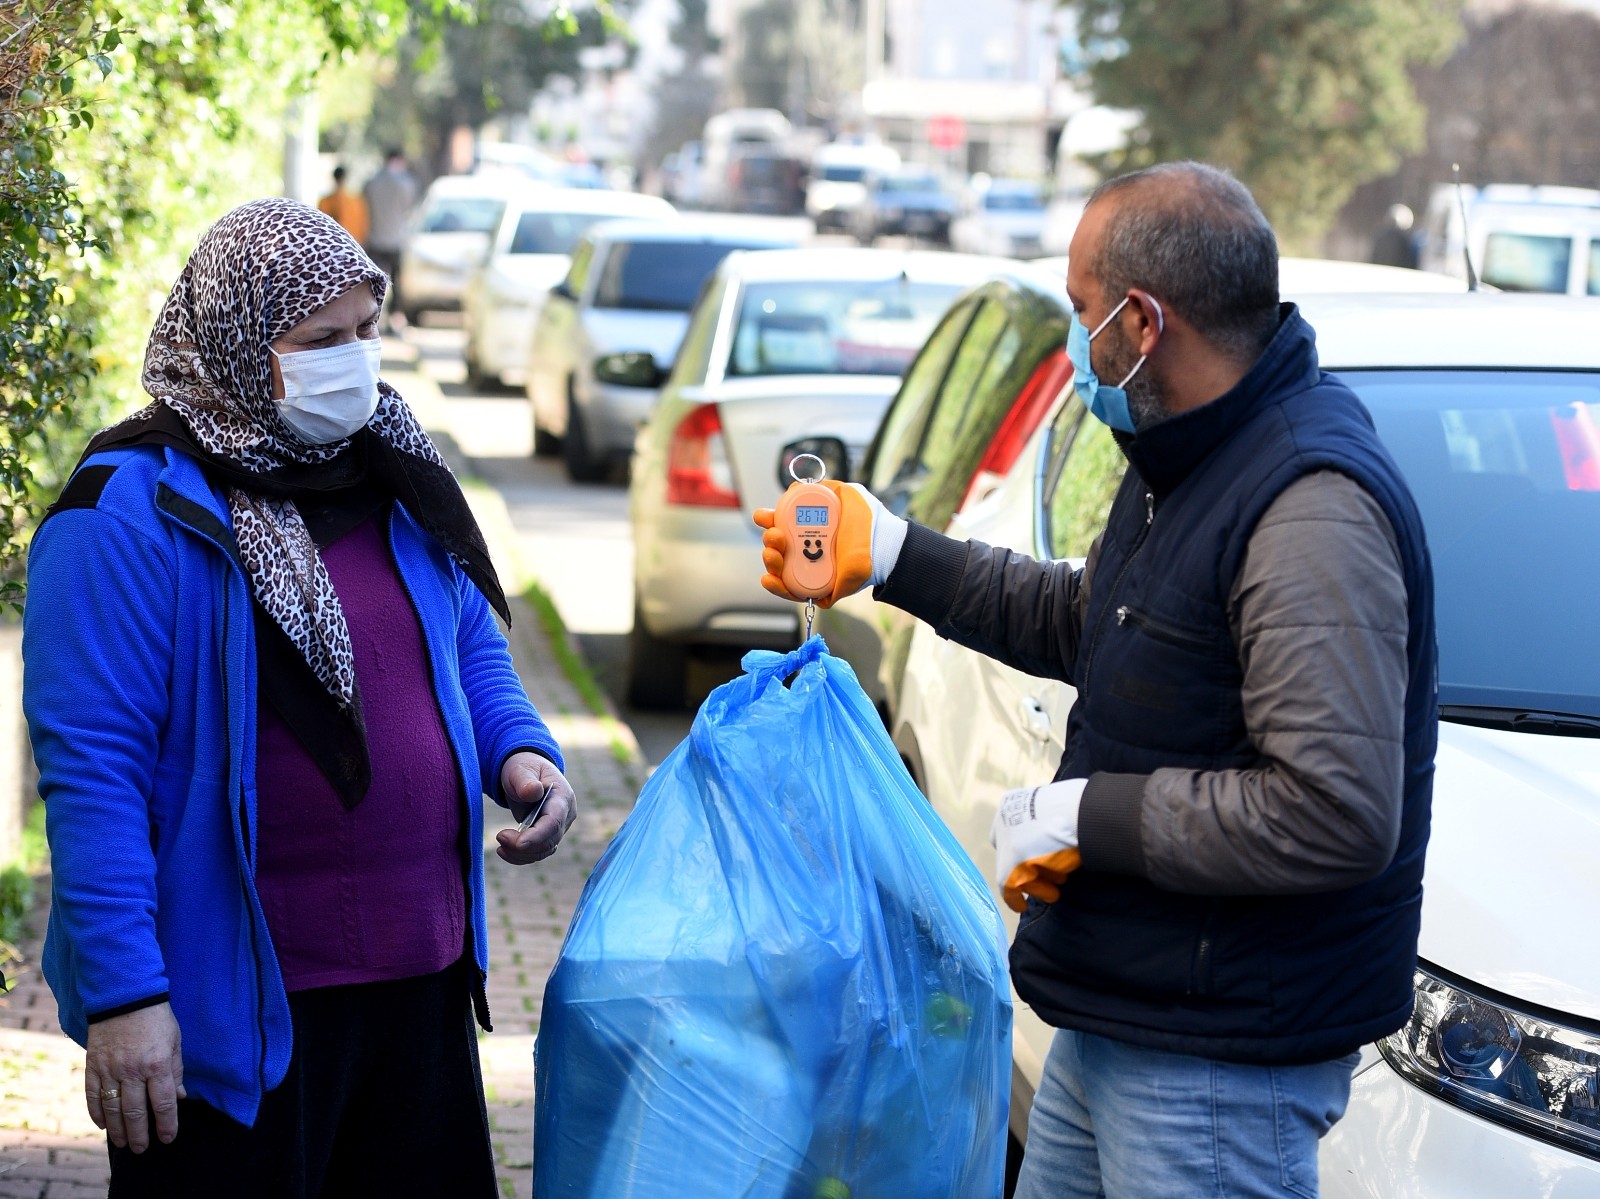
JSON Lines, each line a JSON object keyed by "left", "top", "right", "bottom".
{"left": 562, "top": 388, "right": 608, "bottom": 483}
{"left": 532, "top": 423, "right": 561, "bottom": 458}
{"left": 464, "top": 337, "right": 495, "bottom": 390}
{"left": 626, "top": 597, "right": 688, "bottom": 710}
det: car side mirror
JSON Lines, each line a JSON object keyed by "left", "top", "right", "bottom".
{"left": 594, "top": 351, "right": 666, "bottom": 389}
{"left": 777, "top": 436, "right": 850, "bottom": 490}
{"left": 550, "top": 280, "right": 575, "bottom": 301}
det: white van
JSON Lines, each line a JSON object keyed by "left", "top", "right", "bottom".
{"left": 806, "top": 140, "right": 901, "bottom": 232}
{"left": 1419, "top": 182, "right": 1600, "bottom": 296}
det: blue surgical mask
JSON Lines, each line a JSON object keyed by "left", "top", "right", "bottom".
{"left": 1066, "top": 295, "right": 1164, "bottom": 434}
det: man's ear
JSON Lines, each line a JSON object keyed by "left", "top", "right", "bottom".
{"left": 1124, "top": 289, "right": 1166, "bottom": 358}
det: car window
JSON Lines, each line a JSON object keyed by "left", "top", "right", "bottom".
{"left": 510, "top": 211, "right": 605, "bottom": 255}
{"left": 1350, "top": 369, "right": 1600, "bottom": 718}
{"left": 668, "top": 275, "right": 726, "bottom": 387}
{"left": 593, "top": 240, "right": 751, "bottom": 312}
{"left": 1043, "top": 400, "right": 1125, "bottom": 560}
{"left": 819, "top": 165, "right": 866, "bottom": 183}
{"left": 866, "top": 297, "right": 981, "bottom": 497}
{"left": 726, "top": 278, "right": 965, "bottom": 378}
{"left": 1589, "top": 241, "right": 1600, "bottom": 297}
{"left": 1481, "top": 232, "right": 1573, "bottom": 293}
{"left": 563, "top": 239, "right": 595, "bottom": 296}
{"left": 903, "top": 315, "right": 1026, "bottom": 528}
{"left": 420, "top": 196, "right": 504, "bottom": 234}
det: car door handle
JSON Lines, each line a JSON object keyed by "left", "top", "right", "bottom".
{"left": 1020, "top": 696, "right": 1052, "bottom": 742}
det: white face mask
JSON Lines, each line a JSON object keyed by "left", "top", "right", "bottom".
{"left": 272, "top": 338, "right": 382, "bottom": 444}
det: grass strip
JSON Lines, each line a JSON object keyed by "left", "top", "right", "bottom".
{"left": 521, "top": 582, "right": 643, "bottom": 781}
{"left": 523, "top": 582, "right": 608, "bottom": 719}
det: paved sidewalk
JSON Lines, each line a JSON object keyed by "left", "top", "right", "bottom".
{"left": 0, "top": 342, "right": 648, "bottom": 1197}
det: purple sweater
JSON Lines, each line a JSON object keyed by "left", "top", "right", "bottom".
{"left": 254, "top": 515, "right": 467, "bottom": 992}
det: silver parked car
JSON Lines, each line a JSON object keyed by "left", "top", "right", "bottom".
{"left": 626, "top": 247, "right": 1009, "bottom": 708}
{"left": 526, "top": 219, "right": 800, "bottom": 481}
{"left": 462, "top": 189, "right": 676, "bottom": 388}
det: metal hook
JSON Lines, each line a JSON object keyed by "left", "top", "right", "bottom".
{"left": 788, "top": 452, "right": 827, "bottom": 485}
{"left": 804, "top": 597, "right": 817, "bottom": 643}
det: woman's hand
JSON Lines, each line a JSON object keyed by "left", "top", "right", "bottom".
{"left": 496, "top": 752, "right": 577, "bottom": 865}
{"left": 85, "top": 1001, "right": 185, "bottom": 1152}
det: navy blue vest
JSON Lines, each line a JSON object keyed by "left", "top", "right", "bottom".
{"left": 1009, "top": 306, "right": 1438, "bottom": 1064}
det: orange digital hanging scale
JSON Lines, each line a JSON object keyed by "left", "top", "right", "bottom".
{"left": 775, "top": 453, "right": 841, "bottom": 602}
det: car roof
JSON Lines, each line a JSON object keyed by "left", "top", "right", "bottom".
{"left": 585, "top": 217, "right": 797, "bottom": 246}
{"left": 720, "top": 247, "right": 1009, "bottom": 284}
{"left": 502, "top": 189, "right": 675, "bottom": 218}
{"left": 1029, "top": 256, "right": 1470, "bottom": 295}
{"left": 1298, "top": 293, "right": 1600, "bottom": 371}
{"left": 421, "top": 174, "right": 524, "bottom": 200}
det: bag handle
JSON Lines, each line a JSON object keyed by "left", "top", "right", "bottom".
{"left": 739, "top": 634, "right": 828, "bottom": 693}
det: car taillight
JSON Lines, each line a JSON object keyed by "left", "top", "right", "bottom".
{"left": 666, "top": 404, "right": 742, "bottom": 508}
{"left": 960, "top": 348, "right": 1075, "bottom": 512}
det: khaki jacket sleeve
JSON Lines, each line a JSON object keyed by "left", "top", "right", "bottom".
{"left": 1078, "top": 471, "right": 1411, "bottom": 894}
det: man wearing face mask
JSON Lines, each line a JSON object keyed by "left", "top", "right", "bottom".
{"left": 24, "top": 199, "right": 572, "bottom": 1196}
{"left": 755, "top": 162, "right": 1436, "bottom": 1197}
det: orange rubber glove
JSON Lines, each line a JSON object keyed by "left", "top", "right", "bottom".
{"left": 990, "top": 780, "right": 1086, "bottom": 913}
{"left": 752, "top": 480, "right": 905, "bottom": 609}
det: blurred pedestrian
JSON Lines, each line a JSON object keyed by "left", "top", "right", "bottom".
{"left": 24, "top": 198, "right": 574, "bottom": 1197}
{"left": 316, "top": 165, "right": 369, "bottom": 244}
{"left": 362, "top": 148, "right": 418, "bottom": 329}
{"left": 757, "top": 161, "right": 1437, "bottom": 1199}
{"left": 1371, "top": 202, "right": 1419, "bottom": 269}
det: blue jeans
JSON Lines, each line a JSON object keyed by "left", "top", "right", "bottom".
{"left": 1013, "top": 1029, "right": 1360, "bottom": 1199}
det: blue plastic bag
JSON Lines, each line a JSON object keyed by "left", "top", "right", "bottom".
{"left": 534, "top": 638, "right": 1012, "bottom": 1198}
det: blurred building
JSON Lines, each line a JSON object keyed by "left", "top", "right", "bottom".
{"left": 862, "top": 0, "right": 1080, "bottom": 179}
{"left": 711, "top": 0, "right": 1087, "bottom": 179}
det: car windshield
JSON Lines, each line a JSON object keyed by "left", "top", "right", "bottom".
{"left": 727, "top": 278, "right": 966, "bottom": 377}
{"left": 509, "top": 211, "right": 607, "bottom": 255}
{"left": 819, "top": 165, "right": 867, "bottom": 183}
{"left": 884, "top": 175, "right": 940, "bottom": 194}
{"left": 1481, "top": 232, "right": 1572, "bottom": 292}
{"left": 419, "top": 196, "right": 504, "bottom": 234}
{"left": 1348, "top": 369, "right": 1600, "bottom": 718}
{"left": 592, "top": 240, "right": 760, "bottom": 312}
{"left": 984, "top": 190, "right": 1045, "bottom": 212}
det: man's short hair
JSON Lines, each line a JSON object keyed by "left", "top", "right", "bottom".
{"left": 332, "top": 165, "right": 347, "bottom": 184}
{"left": 1087, "top": 162, "right": 1280, "bottom": 360}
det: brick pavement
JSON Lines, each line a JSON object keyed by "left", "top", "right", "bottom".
{"left": 0, "top": 345, "right": 649, "bottom": 1197}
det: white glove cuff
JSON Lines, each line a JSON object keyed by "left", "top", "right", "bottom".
{"left": 869, "top": 508, "right": 909, "bottom": 587}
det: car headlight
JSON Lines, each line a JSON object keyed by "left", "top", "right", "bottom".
{"left": 1379, "top": 966, "right": 1600, "bottom": 1159}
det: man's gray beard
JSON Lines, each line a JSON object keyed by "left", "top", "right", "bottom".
{"left": 1126, "top": 370, "right": 1169, "bottom": 431}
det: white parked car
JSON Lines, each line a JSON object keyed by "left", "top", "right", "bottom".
{"left": 625, "top": 247, "right": 1010, "bottom": 708}
{"left": 461, "top": 189, "right": 676, "bottom": 388}
{"left": 1418, "top": 182, "right": 1600, "bottom": 296}
{"left": 806, "top": 140, "right": 901, "bottom": 233}
{"left": 526, "top": 219, "right": 800, "bottom": 481}
{"left": 951, "top": 178, "right": 1051, "bottom": 260}
{"left": 882, "top": 292, "right": 1600, "bottom": 1194}
{"left": 397, "top": 174, "right": 524, "bottom": 320}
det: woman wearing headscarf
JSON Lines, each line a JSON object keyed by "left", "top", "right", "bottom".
{"left": 22, "top": 199, "right": 573, "bottom": 1196}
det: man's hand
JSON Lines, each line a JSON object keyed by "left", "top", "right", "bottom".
{"left": 496, "top": 752, "right": 576, "bottom": 865}
{"left": 752, "top": 481, "right": 906, "bottom": 608}
{"left": 85, "top": 1001, "right": 185, "bottom": 1152}
{"left": 990, "top": 779, "right": 1087, "bottom": 913}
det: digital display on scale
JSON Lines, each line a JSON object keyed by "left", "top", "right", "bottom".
{"left": 795, "top": 506, "right": 830, "bottom": 526}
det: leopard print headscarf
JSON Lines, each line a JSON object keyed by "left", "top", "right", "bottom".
{"left": 124, "top": 198, "right": 458, "bottom": 709}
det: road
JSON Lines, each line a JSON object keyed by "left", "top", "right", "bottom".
{"left": 405, "top": 320, "right": 747, "bottom": 767}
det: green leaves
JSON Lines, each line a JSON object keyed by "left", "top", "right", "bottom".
{"left": 1074, "top": 0, "right": 1466, "bottom": 246}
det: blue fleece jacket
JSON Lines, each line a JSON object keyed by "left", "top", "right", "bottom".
{"left": 22, "top": 445, "right": 563, "bottom": 1126}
